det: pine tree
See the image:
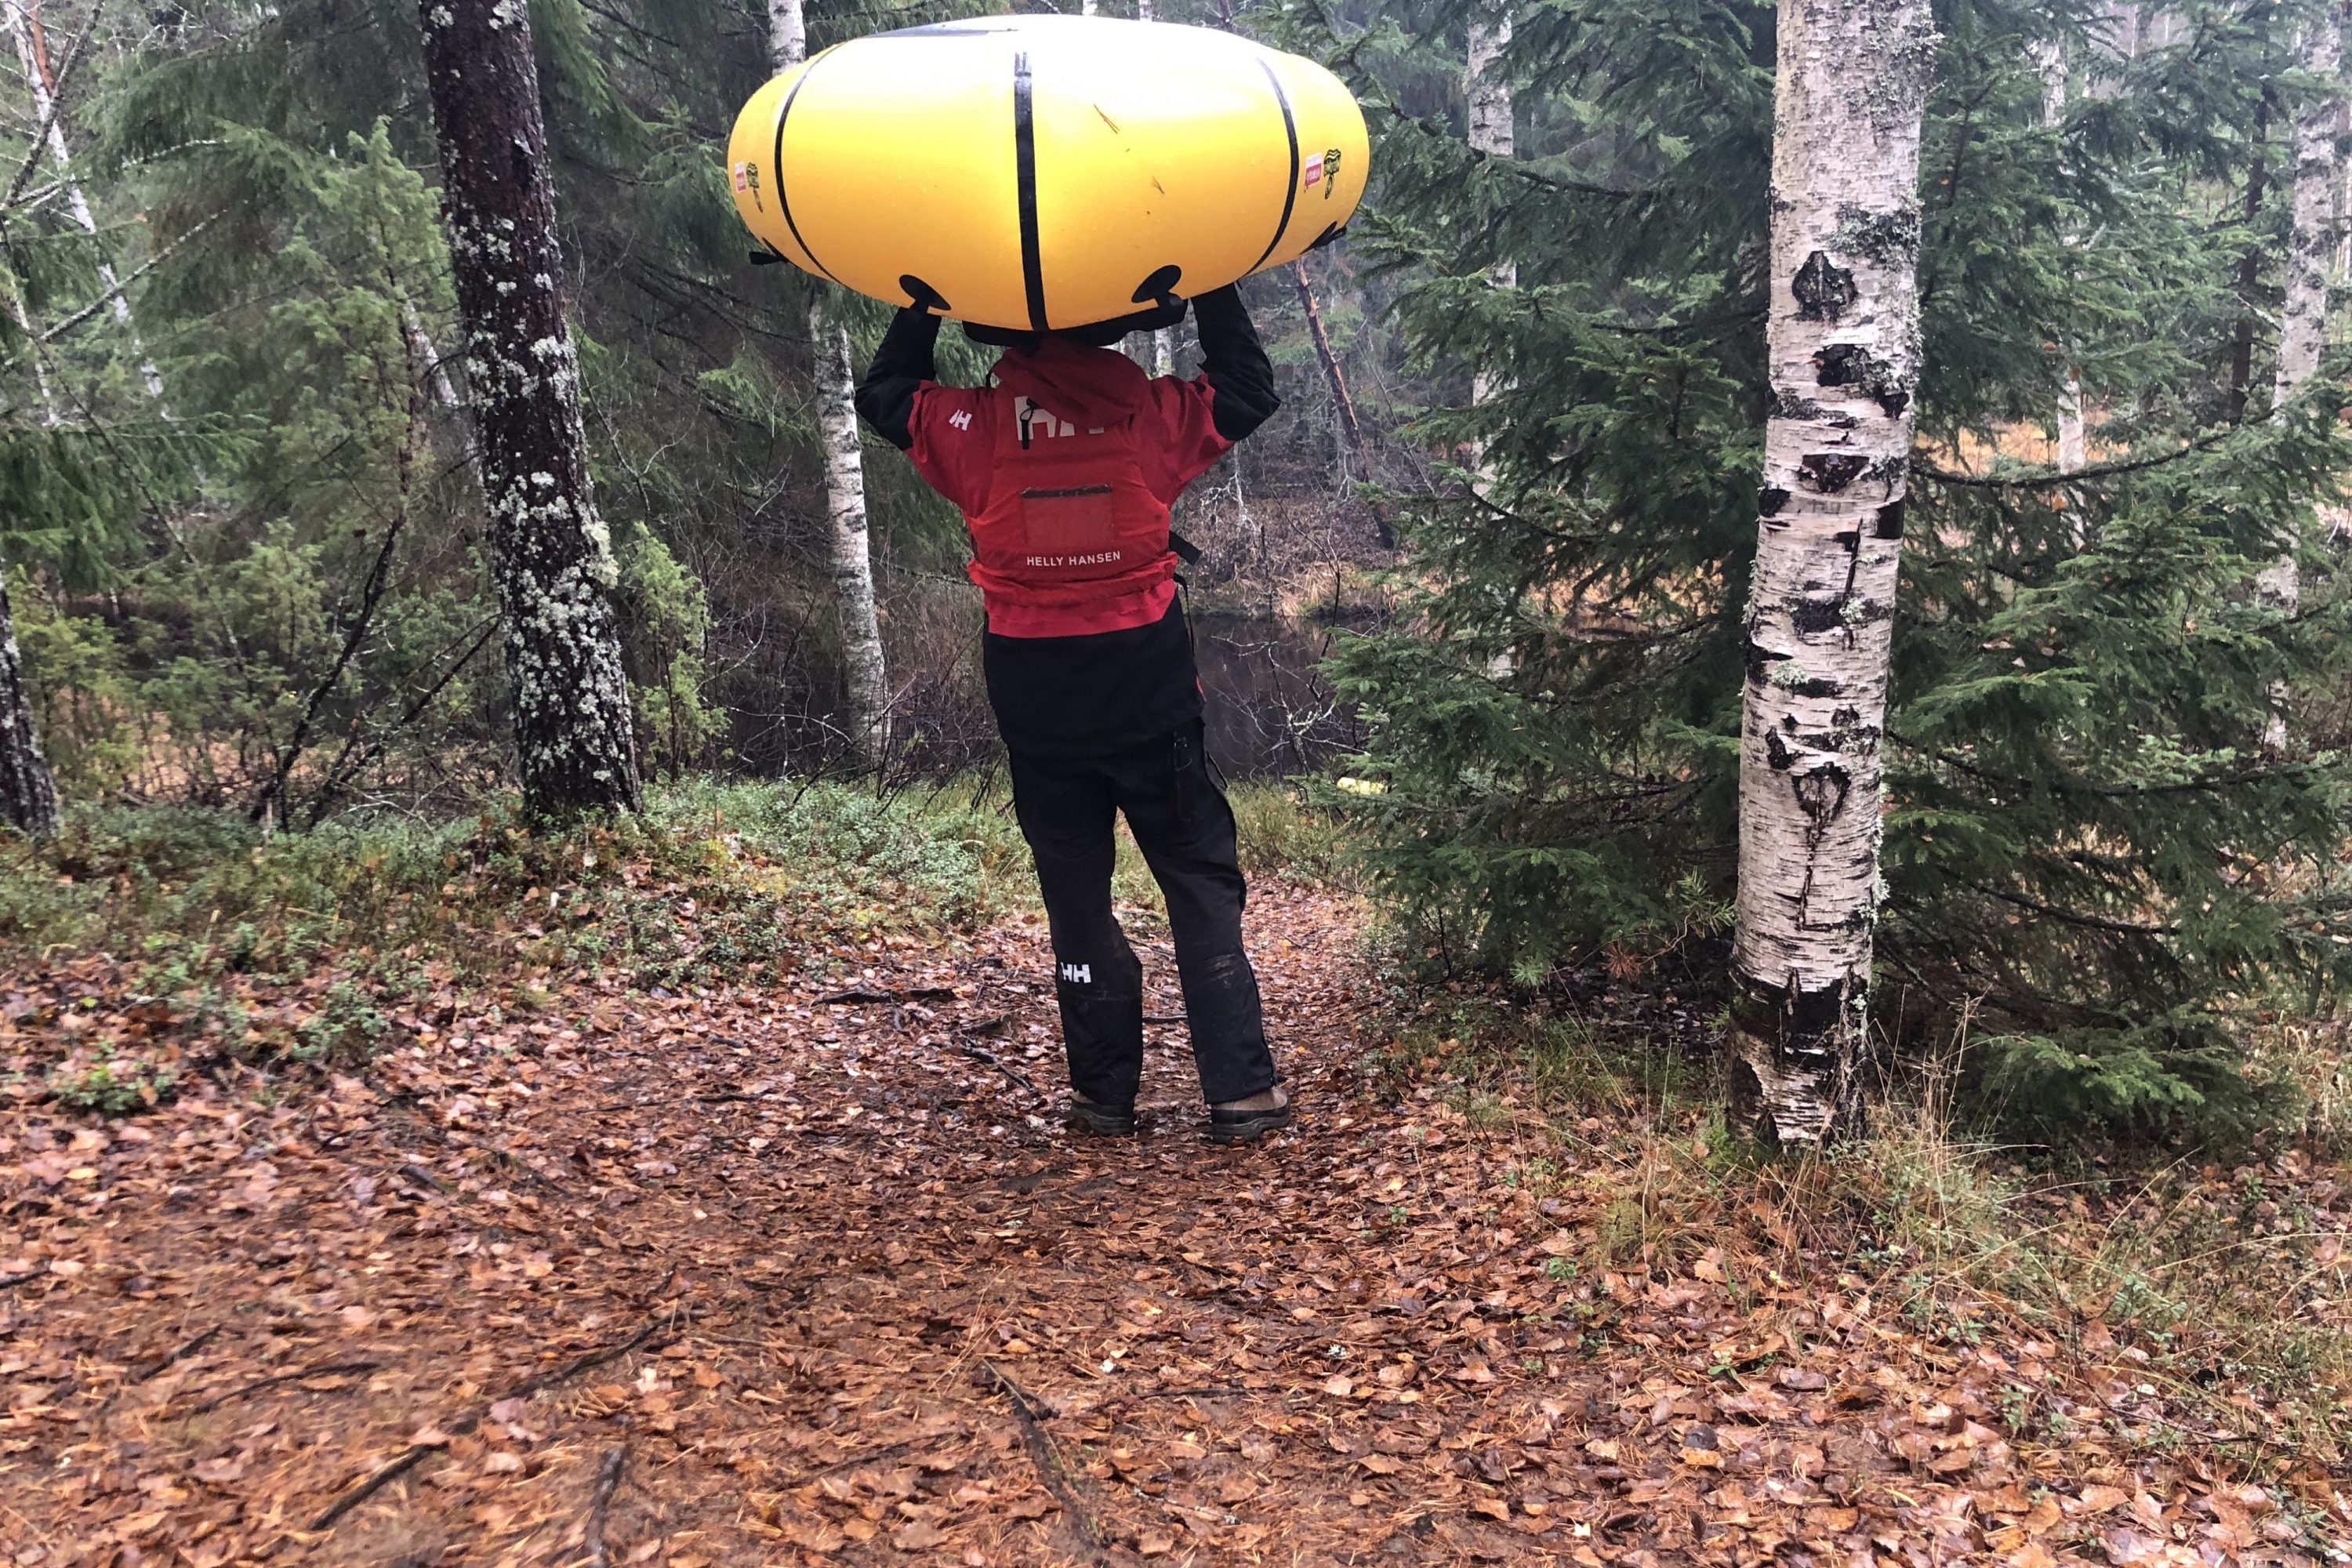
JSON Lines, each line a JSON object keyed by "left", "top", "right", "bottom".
{"left": 766, "top": 0, "right": 889, "bottom": 771}
{"left": 1727, "top": 0, "right": 1936, "bottom": 1146}
{"left": 416, "top": 0, "right": 641, "bottom": 816}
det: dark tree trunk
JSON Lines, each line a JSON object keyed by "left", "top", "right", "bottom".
{"left": 417, "top": 0, "right": 641, "bottom": 817}
{"left": 0, "top": 561, "right": 62, "bottom": 838}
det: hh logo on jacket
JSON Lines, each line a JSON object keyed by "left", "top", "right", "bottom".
{"left": 1059, "top": 961, "right": 1093, "bottom": 985}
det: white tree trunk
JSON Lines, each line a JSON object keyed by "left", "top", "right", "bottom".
{"left": 816, "top": 308, "right": 888, "bottom": 766}
{"left": 2264, "top": 18, "right": 2342, "bottom": 743}
{"left": 403, "top": 296, "right": 462, "bottom": 412}
{"left": 2267, "top": 18, "right": 2340, "bottom": 618}
{"left": 1134, "top": 0, "right": 1170, "bottom": 374}
{"left": 5, "top": 0, "right": 165, "bottom": 403}
{"left": 2037, "top": 37, "right": 2086, "bottom": 475}
{"left": 768, "top": 0, "right": 888, "bottom": 770}
{"left": 0, "top": 557, "right": 60, "bottom": 837}
{"left": 1730, "top": 0, "right": 1935, "bottom": 1146}
{"left": 1467, "top": 9, "right": 1515, "bottom": 415}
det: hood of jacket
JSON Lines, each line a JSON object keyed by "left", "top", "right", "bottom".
{"left": 990, "top": 336, "right": 1151, "bottom": 423}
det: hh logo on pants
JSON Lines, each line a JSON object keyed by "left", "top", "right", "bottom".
{"left": 1059, "top": 961, "right": 1092, "bottom": 985}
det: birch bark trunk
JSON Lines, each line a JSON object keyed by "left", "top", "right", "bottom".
{"left": 417, "top": 0, "right": 641, "bottom": 816}
{"left": 2037, "top": 38, "right": 2085, "bottom": 474}
{"left": 1729, "top": 0, "right": 1934, "bottom": 1146}
{"left": 1123, "top": 0, "right": 1173, "bottom": 376}
{"left": 0, "top": 558, "right": 60, "bottom": 837}
{"left": 768, "top": 0, "right": 889, "bottom": 770}
{"left": 1468, "top": 8, "right": 1515, "bottom": 427}
{"left": 5, "top": 0, "right": 165, "bottom": 403}
{"left": 1467, "top": 6, "right": 1515, "bottom": 507}
{"left": 2263, "top": 15, "right": 2341, "bottom": 731}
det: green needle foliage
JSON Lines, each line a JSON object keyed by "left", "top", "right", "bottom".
{"left": 1308, "top": 0, "right": 2352, "bottom": 1138}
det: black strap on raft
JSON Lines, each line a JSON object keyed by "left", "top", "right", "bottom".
{"left": 1169, "top": 530, "right": 1203, "bottom": 566}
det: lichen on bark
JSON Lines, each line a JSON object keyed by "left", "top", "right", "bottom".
{"left": 417, "top": 0, "right": 641, "bottom": 818}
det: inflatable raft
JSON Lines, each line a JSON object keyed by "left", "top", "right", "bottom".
{"left": 727, "top": 16, "right": 1368, "bottom": 332}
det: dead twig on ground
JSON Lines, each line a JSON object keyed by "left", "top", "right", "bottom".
{"left": 130, "top": 1324, "right": 223, "bottom": 1384}
{"left": 981, "top": 1360, "right": 1112, "bottom": 1562}
{"left": 0, "top": 1270, "right": 41, "bottom": 1290}
{"left": 177, "top": 1358, "right": 379, "bottom": 1417}
{"left": 960, "top": 1043, "right": 1040, "bottom": 1097}
{"left": 818, "top": 984, "right": 958, "bottom": 1004}
{"left": 307, "top": 1316, "right": 677, "bottom": 1533}
{"left": 583, "top": 1444, "right": 628, "bottom": 1568}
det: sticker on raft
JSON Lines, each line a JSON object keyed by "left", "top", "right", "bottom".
{"left": 1304, "top": 151, "right": 1323, "bottom": 187}
{"left": 1322, "top": 149, "right": 1342, "bottom": 197}
{"left": 732, "top": 161, "right": 761, "bottom": 209}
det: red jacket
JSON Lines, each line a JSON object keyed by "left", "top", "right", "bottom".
{"left": 905, "top": 339, "right": 1233, "bottom": 637}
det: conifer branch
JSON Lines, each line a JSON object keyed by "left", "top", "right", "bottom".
{"left": 1914, "top": 426, "right": 2240, "bottom": 489}
{"left": 37, "top": 209, "right": 219, "bottom": 344}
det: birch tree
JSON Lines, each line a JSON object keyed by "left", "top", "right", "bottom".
{"left": 1728, "top": 0, "right": 1935, "bottom": 1145}
{"left": 2037, "top": 37, "right": 2085, "bottom": 474}
{"left": 2261, "top": 13, "right": 2340, "bottom": 742}
{"left": 4, "top": 0, "right": 164, "bottom": 403}
{"left": 416, "top": 0, "right": 641, "bottom": 817}
{"left": 1467, "top": 5, "right": 1514, "bottom": 415}
{"left": 766, "top": 0, "right": 889, "bottom": 771}
{"left": 0, "top": 559, "right": 58, "bottom": 837}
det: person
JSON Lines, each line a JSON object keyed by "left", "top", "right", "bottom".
{"left": 854, "top": 285, "right": 1291, "bottom": 1144}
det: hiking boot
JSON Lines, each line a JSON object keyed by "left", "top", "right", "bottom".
{"left": 1208, "top": 1086, "right": 1291, "bottom": 1145}
{"left": 1065, "top": 1095, "right": 1138, "bottom": 1137}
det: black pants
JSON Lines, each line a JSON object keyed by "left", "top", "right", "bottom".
{"left": 1007, "top": 721, "right": 1276, "bottom": 1108}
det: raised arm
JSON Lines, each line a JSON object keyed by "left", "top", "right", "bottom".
{"left": 1192, "top": 284, "right": 1279, "bottom": 442}
{"left": 853, "top": 307, "right": 942, "bottom": 452}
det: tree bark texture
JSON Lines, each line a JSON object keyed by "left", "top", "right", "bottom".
{"left": 768, "top": 0, "right": 889, "bottom": 769}
{"left": 2274, "top": 17, "right": 2339, "bottom": 418}
{"left": 1468, "top": 9, "right": 1515, "bottom": 415}
{"left": 7, "top": 0, "right": 165, "bottom": 403}
{"left": 418, "top": 0, "right": 641, "bottom": 817}
{"left": 2037, "top": 37, "right": 2085, "bottom": 474}
{"left": 2229, "top": 96, "right": 2271, "bottom": 423}
{"left": 1730, "top": 0, "right": 1935, "bottom": 1146}
{"left": 815, "top": 308, "right": 889, "bottom": 765}
{"left": 2263, "top": 16, "right": 2341, "bottom": 735}
{"left": 1290, "top": 259, "right": 1368, "bottom": 480}
{"left": 0, "top": 559, "right": 60, "bottom": 837}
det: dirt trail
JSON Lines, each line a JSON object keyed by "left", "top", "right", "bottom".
{"left": 0, "top": 887, "right": 2325, "bottom": 1566}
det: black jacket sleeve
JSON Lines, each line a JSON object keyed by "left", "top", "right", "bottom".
{"left": 1191, "top": 284, "right": 1279, "bottom": 442}
{"left": 853, "top": 307, "right": 942, "bottom": 451}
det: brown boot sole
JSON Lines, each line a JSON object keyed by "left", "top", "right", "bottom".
{"left": 1208, "top": 1105, "right": 1293, "bottom": 1144}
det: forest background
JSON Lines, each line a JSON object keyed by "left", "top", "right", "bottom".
{"left": 5, "top": 0, "right": 2352, "bottom": 1548}
{"left": 3, "top": 0, "right": 2352, "bottom": 1150}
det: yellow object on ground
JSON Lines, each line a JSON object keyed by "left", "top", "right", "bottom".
{"left": 727, "top": 16, "right": 1369, "bottom": 332}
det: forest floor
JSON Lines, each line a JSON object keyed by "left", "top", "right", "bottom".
{"left": 5, "top": 862, "right": 2352, "bottom": 1567}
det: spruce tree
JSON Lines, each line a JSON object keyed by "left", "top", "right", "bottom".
{"left": 1319, "top": 0, "right": 2352, "bottom": 1137}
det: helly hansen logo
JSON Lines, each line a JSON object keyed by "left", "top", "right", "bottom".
{"left": 1058, "top": 961, "right": 1092, "bottom": 985}
{"left": 1014, "top": 396, "right": 1105, "bottom": 438}
{"left": 949, "top": 409, "right": 973, "bottom": 431}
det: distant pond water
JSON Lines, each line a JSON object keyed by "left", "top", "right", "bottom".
{"left": 1190, "top": 612, "right": 1367, "bottom": 780}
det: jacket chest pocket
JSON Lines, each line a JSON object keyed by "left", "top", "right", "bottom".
{"left": 1019, "top": 484, "right": 1118, "bottom": 558}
